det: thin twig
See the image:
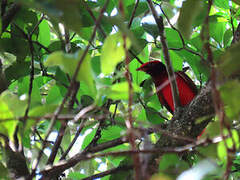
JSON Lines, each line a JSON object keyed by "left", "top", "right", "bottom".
{"left": 158, "top": 3, "right": 204, "bottom": 60}
{"left": 84, "top": 0, "right": 144, "bottom": 65}
{"left": 120, "top": 1, "right": 141, "bottom": 178}
{"left": 82, "top": 165, "right": 133, "bottom": 180}
{"left": 1, "top": 2, "right": 21, "bottom": 33}
{"left": 128, "top": 0, "right": 140, "bottom": 28}
{"left": 32, "top": 40, "right": 51, "bottom": 53}
{"left": 60, "top": 120, "right": 86, "bottom": 160}
{"left": 147, "top": 0, "right": 181, "bottom": 112}
{"left": 40, "top": 135, "right": 223, "bottom": 177}
{"left": 29, "top": 14, "right": 45, "bottom": 37}
{"left": 47, "top": 121, "right": 67, "bottom": 165}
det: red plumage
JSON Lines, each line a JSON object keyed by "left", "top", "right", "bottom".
{"left": 137, "top": 61, "right": 197, "bottom": 113}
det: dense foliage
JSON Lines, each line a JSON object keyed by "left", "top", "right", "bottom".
{"left": 1, "top": 0, "right": 240, "bottom": 179}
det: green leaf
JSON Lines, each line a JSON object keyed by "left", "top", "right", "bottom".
{"left": 145, "top": 107, "right": 164, "bottom": 124}
{"left": 198, "top": 144, "right": 218, "bottom": 159}
{"left": 48, "top": 41, "right": 62, "bottom": 52}
{"left": 0, "top": 38, "right": 29, "bottom": 62}
{"left": 168, "top": 51, "right": 183, "bottom": 71}
{"left": 17, "top": 76, "right": 42, "bottom": 106}
{"left": 214, "top": 0, "right": 229, "bottom": 9}
{"left": 142, "top": 23, "right": 159, "bottom": 39}
{"left": 217, "top": 141, "right": 227, "bottom": 162}
{"left": 199, "top": 120, "right": 220, "bottom": 139}
{"left": 28, "top": 0, "right": 94, "bottom": 33}
{"left": 13, "top": 8, "right": 38, "bottom": 34}
{"left": 178, "top": 0, "right": 203, "bottom": 39}
{"left": 129, "top": 39, "right": 148, "bottom": 61}
{"left": 223, "top": 29, "right": 232, "bottom": 47}
{"left": 78, "top": 27, "right": 92, "bottom": 40}
{"left": 99, "top": 126, "right": 124, "bottom": 143}
{"left": 46, "top": 85, "right": 62, "bottom": 104}
{"left": 38, "top": 19, "right": 50, "bottom": 47}
{"left": 101, "top": 32, "right": 131, "bottom": 75}
{"left": 126, "top": 2, "right": 148, "bottom": 20}
{"left": 80, "top": 95, "right": 94, "bottom": 108}
{"left": 45, "top": 50, "right": 95, "bottom": 94}
{"left": 0, "top": 91, "right": 27, "bottom": 117}
{"left": 27, "top": 104, "right": 59, "bottom": 130}
{"left": 218, "top": 43, "right": 240, "bottom": 77}
{"left": 91, "top": 56, "right": 101, "bottom": 76}
{"left": 81, "top": 127, "right": 98, "bottom": 150}
{"left": 159, "top": 154, "right": 180, "bottom": 171}
{"left": 0, "top": 92, "right": 21, "bottom": 140}
{"left": 0, "top": 163, "right": 8, "bottom": 179}
{"left": 110, "top": 157, "right": 132, "bottom": 180}
{"left": 106, "top": 82, "right": 141, "bottom": 100}
{"left": 190, "top": 35, "right": 203, "bottom": 51}
{"left": 209, "top": 22, "right": 226, "bottom": 44}
{"left": 220, "top": 80, "right": 240, "bottom": 119}
{"left": 68, "top": 172, "right": 87, "bottom": 179}
{"left": 165, "top": 28, "right": 182, "bottom": 49}
{"left": 5, "top": 62, "right": 31, "bottom": 82}
{"left": 218, "top": 129, "right": 240, "bottom": 163}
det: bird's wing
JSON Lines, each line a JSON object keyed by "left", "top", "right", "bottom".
{"left": 156, "top": 88, "right": 174, "bottom": 114}
{"left": 176, "top": 71, "right": 198, "bottom": 95}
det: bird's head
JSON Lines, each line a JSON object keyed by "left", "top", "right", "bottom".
{"left": 136, "top": 60, "right": 166, "bottom": 76}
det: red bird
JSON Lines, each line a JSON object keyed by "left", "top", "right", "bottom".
{"left": 137, "top": 61, "right": 197, "bottom": 113}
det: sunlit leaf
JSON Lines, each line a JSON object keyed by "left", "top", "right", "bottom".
{"left": 101, "top": 32, "right": 131, "bottom": 75}
{"left": 106, "top": 82, "right": 140, "bottom": 100}
{"left": 214, "top": 0, "right": 229, "bottom": 9}
{"left": 81, "top": 127, "right": 97, "bottom": 150}
{"left": 0, "top": 91, "right": 27, "bottom": 117}
{"left": 168, "top": 51, "right": 183, "bottom": 71}
{"left": 210, "top": 22, "right": 226, "bottom": 44}
{"left": 0, "top": 91, "right": 22, "bottom": 140}
{"left": 45, "top": 50, "right": 95, "bottom": 94}
{"left": 99, "top": 126, "right": 124, "bottom": 143}
{"left": 68, "top": 172, "right": 87, "bottom": 179}
{"left": 218, "top": 129, "right": 240, "bottom": 163}
{"left": 38, "top": 19, "right": 50, "bottom": 47}
{"left": 178, "top": 0, "right": 203, "bottom": 39}
{"left": 199, "top": 120, "right": 220, "bottom": 139}
{"left": 46, "top": 85, "right": 62, "bottom": 104}
{"left": 165, "top": 28, "right": 183, "bottom": 49}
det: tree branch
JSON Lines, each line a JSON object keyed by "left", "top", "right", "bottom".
{"left": 147, "top": 0, "right": 181, "bottom": 112}
{"left": 1, "top": 2, "right": 21, "bottom": 33}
